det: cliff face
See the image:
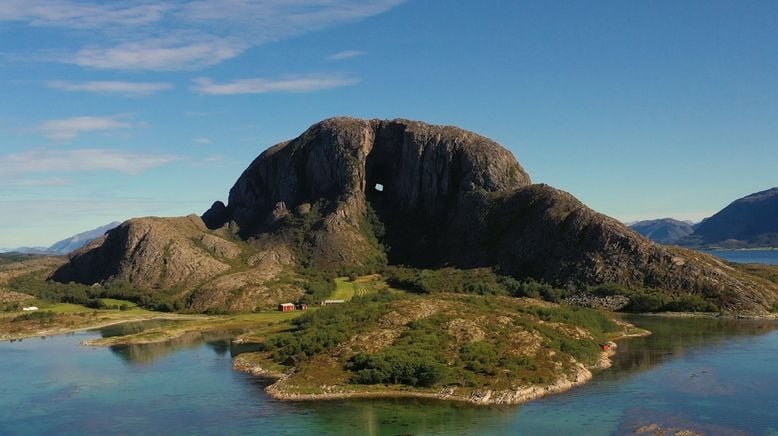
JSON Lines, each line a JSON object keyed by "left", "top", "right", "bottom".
{"left": 53, "top": 117, "right": 778, "bottom": 313}
{"left": 205, "top": 117, "right": 529, "bottom": 267}
{"left": 679, "top": 187, "right": 778, "bottom": 248}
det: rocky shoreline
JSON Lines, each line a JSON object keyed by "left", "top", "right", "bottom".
{"left": 233, "top": 336, "right": 641, "bottom": 406}
{"left": 641, "top": 311, "right": 778, "bottom": 320}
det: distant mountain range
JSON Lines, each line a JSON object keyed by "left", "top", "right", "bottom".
{"left": 679, "top": 187, "right": 778, "bottom": 248}
{"left": 628, "top": 218, "right": 695, "bottom": 244}
{"left": 1, "top": 222, "right": 121, "bottom": 256}
{"left": 630, "top": 187, "right": 778, "bottom": 248}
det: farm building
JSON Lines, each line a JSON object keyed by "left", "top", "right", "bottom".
{"left": 295, "top": 303, "right": 308, "bottom": 310}
{"left": 322, "top": 300, "right": 345, "bottom": 306}
{"left": 278, "top": 303, "right": 295, "bottom": 312}
{"left": 22, "top": 306, "right": 39, "bottom": 311}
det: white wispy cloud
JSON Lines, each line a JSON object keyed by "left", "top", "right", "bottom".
{"left": 71, "top": 35, "right": 248, "bottom": 71}
{"left": 37, "top": 115, "right": 133, "bottom": 141}
{"left": 327, "top": 50, "right": 366, "bottom": 60}
{"left": 47, "top": 80, "right": 172, "bottom": 96}
{"left": 0, "top": 148, "right": 181, "bottom": 176}
{"left": 0, "top": 0, "right": 168, "bottom": 28}
{"left": 192, "top": 137, "right": 211, "bottom": 144}
{"left": 191, "top": 74, "right": 360, "bottom": 95}
{"left": 1, "top": 177, "right": 71, "bottom": 188}
{"left": 2, "top": 0, "right": 406, "bottom": 71}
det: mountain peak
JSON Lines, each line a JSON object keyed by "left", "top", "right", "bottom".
{"left": 52, "top": 118, "right": 778, "bottom": 314}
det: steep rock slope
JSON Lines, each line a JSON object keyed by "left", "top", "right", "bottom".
{"left": 207, "top": 117, "right": 529, "bottom": 267}
{"left": 53, "top": 117, "right": 778, "bottom": 313}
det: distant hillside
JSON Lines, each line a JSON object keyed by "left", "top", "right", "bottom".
{"left": 1, "top": 222, "right": 121, "bottom": 256}
{"left": 629, "top": 218, "right": 695, "bottom": 244}
{"left": 679, "top": 188, "right": 778, "bottom": 248}
{"left": 0, "top": 247, "right": 50, "bottom": 255}
{"left": 48, "top": 222, "right": 121, "bottom": 255}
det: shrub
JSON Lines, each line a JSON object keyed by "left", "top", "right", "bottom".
{"left": 459, "top": 341, "right": 499, "bottom": 375}
{"left": 267, "top": 291, "right": 398, "bottom": 363}
{"left": 348, "top": 351, "right": 448, "bottom": 387}
{"left": 622, "top": 292, "right": 719, "bottom": 313}
{"left": 12, "top": 311, "right": 56, "bottom": 323}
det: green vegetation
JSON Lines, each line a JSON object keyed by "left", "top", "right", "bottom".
{"left": 7, "top": 271, "right": 187, "bottom": 312}
{"left": 12, "top": 310, "right": 57, "bottom": 323}
{"left": 735, "top": 263, "right": 778, "bottom": 285}
{"left": 584, "top": 283, "right": 720, "bottom": 313}
{"left": 348, "top": 314, "right": 452, "bottom": 387}
{"left": 355, "top": 201, "right": 389, "bottom": 272}
{"left": 518, "top": 304, "right": 617, "bottom": 336}
{"left": 383, "top": 266, "right": 571, "bottom": 302}
{"left": 0, "top": 253, "right": 44, "bottom": 265}
{"left": 297, "top": 269, "right": 336, "bottom": 305}
{"left": 252, "top": 293, "right": 628, "bottom": 398}
{"left": 459, "top": 341, "right": 500, "bottom": 375}
{"left": 331, "top": 276, "right": 387, "bottom": 301}
{"left": 266, "top": 291, "right": 399, "bottom": 363}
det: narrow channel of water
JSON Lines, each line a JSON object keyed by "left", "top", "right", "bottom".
{"left": 704, "top": 249, "right": 778, "bottom": 265}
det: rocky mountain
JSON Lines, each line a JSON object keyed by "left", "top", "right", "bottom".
{"left": 47, "top": 222, "right": 121, "bottom": 255}
{"left": 679, "top": 188, "right": 778, "bottom": 249}
{"left": 52, "top": 117, "right": 778, "bottom": 314}
{"left": 628, "top": 218, "right": 695, "bottom": 244}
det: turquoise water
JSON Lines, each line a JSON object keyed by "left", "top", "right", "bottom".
{"left": 705, "top": 249, "right": 778, "bottom": 265}
{"left": 2, "top": 317, "right": 778, "bottom": 435}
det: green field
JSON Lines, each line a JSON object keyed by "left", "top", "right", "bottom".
{"left": 37, "top": 301, "right": 149, "bottom": 314}
{"left": 39, "top": 303, "right": 91, "bottom": 313}
{"left": 332, "top": 275, "right": 387, "bottom": 301}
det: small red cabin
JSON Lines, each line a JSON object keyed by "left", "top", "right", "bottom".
{"left": 278, "top": 303, "right": 295, "bottom": 312}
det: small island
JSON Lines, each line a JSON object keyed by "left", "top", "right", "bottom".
{"left": 234, "top": 289, "right": 648, "bottom": 405}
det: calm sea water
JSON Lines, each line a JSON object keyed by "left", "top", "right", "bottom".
{"left": 2, "top": 317, "right": 778, "bottom": 435}
{"left": 705, "top": 249, "right": 778, "bottom": 265}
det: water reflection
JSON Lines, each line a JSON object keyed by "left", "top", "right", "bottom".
{"left": 3, "top": 316, "right": 778, "bottom": 435}
{"left": 97, "top": 320, "right": 183, "bottom": 338}
{"left": 612, "top": 316, "right": 778, "bottom": 374}
{"left": 102, "top": 325, "right": 257, "bottom": 365}
{"left": 270, "top": 397, "right": 519, "bottom": 435}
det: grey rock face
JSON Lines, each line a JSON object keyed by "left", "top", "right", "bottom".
{"left": 221, "top": 117, "right": 529, "bottom": 235}
{"left": 52, "top": 117, "right": 778, "bottom": 313}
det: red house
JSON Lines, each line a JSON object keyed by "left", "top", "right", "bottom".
{"left": 278, "top": 303, "right": 295, "bottom": 312}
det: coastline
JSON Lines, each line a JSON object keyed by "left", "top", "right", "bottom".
{"left": 637, "top": 311, "right": 778, "bottom": 320}
{"left": 0, "top": 313, "right": 204, "bottom": 343}
{"left": 703, "top": 247, "right": 778, "bottom": 252}
{"left": 234, "top": 330, "right": 650, "bottom": 406}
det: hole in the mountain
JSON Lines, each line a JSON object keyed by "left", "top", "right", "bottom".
{"left": 374, "top": 183, "right": 384, "bottom": 192}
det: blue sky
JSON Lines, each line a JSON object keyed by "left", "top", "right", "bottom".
{"left": 1, "top": 0, "right": 777, "bottom": 247}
